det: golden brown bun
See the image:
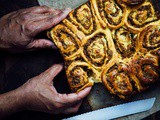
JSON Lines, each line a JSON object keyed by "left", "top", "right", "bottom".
{"left": 48, "top": 0, "right": 160, "bottom": 99}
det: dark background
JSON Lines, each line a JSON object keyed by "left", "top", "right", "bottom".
{"left": 0, "top": 0, "right": 159, "bottom": 120}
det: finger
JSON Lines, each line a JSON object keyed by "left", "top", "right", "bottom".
{"left": 31, "top": 8, "right": 71, "bottom": 36}
{"left": 60, "top": 87, "right": 92, "bottom": 106}
{"left": 62, "top": 101, "right": 82, "bottom": 114}
{"left": 30, "top": 9, "right": 63, "bottom": 21}
{"left": 27, "top": 39, "right": 57, "bottom": 49}
{"left": 23, "top": 12, "right": 64, "bottom": 34}
{"left": 20, "top": 8, "right": 63, "bottom": 23}
{"left": 26, "top": 5, "right": 52, "bottom": 14}
{"left": 26, "top": 6, "right": 64, "bottom": 15}
{"left": 23, "top": 10, "right": 64, "bottom": 34}
{"left": 40, "top": 64, "right": 63, "bottom": 82}
{"left": 24, "top": 14, "right": 55, "bottom": 23}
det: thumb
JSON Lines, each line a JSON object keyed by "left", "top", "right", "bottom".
{"left": 60, "top": 87, "right": 92, "bottom": 106}
{"left": 27, "top": 39, "right": 57, "bottom": 49}
{"left": 40, "top": 64, "right": 63, "bottom": 83}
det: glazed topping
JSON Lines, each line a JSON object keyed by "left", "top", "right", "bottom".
{"left": 114, "top": 27, "right": 136, "bottom": 57}
{"left": 70, "top": 4, "right": 95, "bottom": 35}
{"left": 60, "top": 32, "right": 77, "bottom": 51}
{"left": 67, "top": 62, "right": 97, "bottom": 92}
{"left": 128, "top": 2, "right": 157, "bottom": 27}
{"left": 84, "top": 34, "right": 112, "bottom": 66}
{"left": 68, "top": 66, "right": 88, "bottom": 92}
{"left": 70, "top": 67, "right": 88, "bottom": 87}
{"left": 76, "top": 6, "right": 92, "bottom": 29}
{"left": 115, "top": 73, "right": 131, "bottom": 92}
{"left": 137, "top": 58, "right": 159, "bottom": 85}
{"left": 51, "top": 25, "right": 79, "bottom": 57}
{"left": 97, "top": 0, "right": 123, "bottom": 27}
{"left": 104, "top": 1, "right": 117, "bottom": 14}
{"left": 105, "top": 64, "right": 133, "bottom": 98}
{"left": 117, "top": 28, "right": 133, "bottom": 49}
{"left": 143, "top": 25, "right": 160, "bottom": 49}
{"left": 87, "top": 36, "right": 106, "bottom": 63}
{"left": 104, "top": 0, "right": 123, "bottom": 24}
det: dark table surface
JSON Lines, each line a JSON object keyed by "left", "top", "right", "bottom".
{"left": 0, "top": 0, "right": 159, "bottom": 120}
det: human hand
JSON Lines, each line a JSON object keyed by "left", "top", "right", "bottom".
{"left": 18, "top": 64, "right": 92, "bottom": 114}
{"left": 0, "top": 6, "right": 71, "bottom": 52}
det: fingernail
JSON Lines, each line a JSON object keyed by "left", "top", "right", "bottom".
{"left": 78, "top": 87, "right": 92, "bottom": 96}
{"left": 83, "top": 87, "right": 92, "bottom": 92}
{"left": 54, "top": 64, "right": 63, "bottom": 69}
{"left": 86, "top": 87, "right": 92, "bottom": 90}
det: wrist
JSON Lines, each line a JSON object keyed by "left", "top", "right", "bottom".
{"left": 0, "top": 16, "right": 10, "bottom": 50}
{"left": 13, "top": 85, "right": 29, "bottom": 111}
{"left": 0, "top": 87, "right": 26, "bottom": 118}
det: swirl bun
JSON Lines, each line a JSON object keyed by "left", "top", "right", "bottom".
{"left": 48, "top": 0, "right": 159, "bottom": 99}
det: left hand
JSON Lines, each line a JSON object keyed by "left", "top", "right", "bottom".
{"left": 0, "top": 64, "right": 92, "bottom": 119}
{"left": 18, "top": 64, "right": 92, "bottom": 114}
{"left": 0, "top": 6, "right": 71, "bottom": 52}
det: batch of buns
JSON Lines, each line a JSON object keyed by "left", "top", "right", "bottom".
{"left": 48, "top": 0, "right": 160, "bottom": 99}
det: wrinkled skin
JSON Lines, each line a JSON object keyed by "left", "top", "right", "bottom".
{"left": 0, "top": 64, "right": 91, "bottom": 119}
{"left": 0, "top": 6, "right": 71, "bottom": 51}
{"left": 20, "top": 64, "right": 91, "bottom": 114}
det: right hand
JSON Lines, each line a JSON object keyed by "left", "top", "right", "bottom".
{"left": 18, "top": 64, "right": 92, "bottom": 114}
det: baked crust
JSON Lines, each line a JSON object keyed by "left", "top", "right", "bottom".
{"left": 48, "top": 0, "right": 160, "bottom": 99}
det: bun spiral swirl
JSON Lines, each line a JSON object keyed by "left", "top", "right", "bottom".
{"left": 126, "top": 1, "right": 158, "bottom": 32}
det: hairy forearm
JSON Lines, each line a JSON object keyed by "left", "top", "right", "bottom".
{"left": 0, "top": 16, "right": 10, "bottom": 50}
{"left": 0, "top": 88, "right": 25, "bottom": 119}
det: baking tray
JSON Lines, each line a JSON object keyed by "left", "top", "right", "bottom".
{"left": 38, "top": 0, "right": 160, "bottom": 119}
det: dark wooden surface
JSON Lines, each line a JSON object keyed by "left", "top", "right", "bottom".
{"left": 0, "top": 0, "right": 159, "bottom": 120}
